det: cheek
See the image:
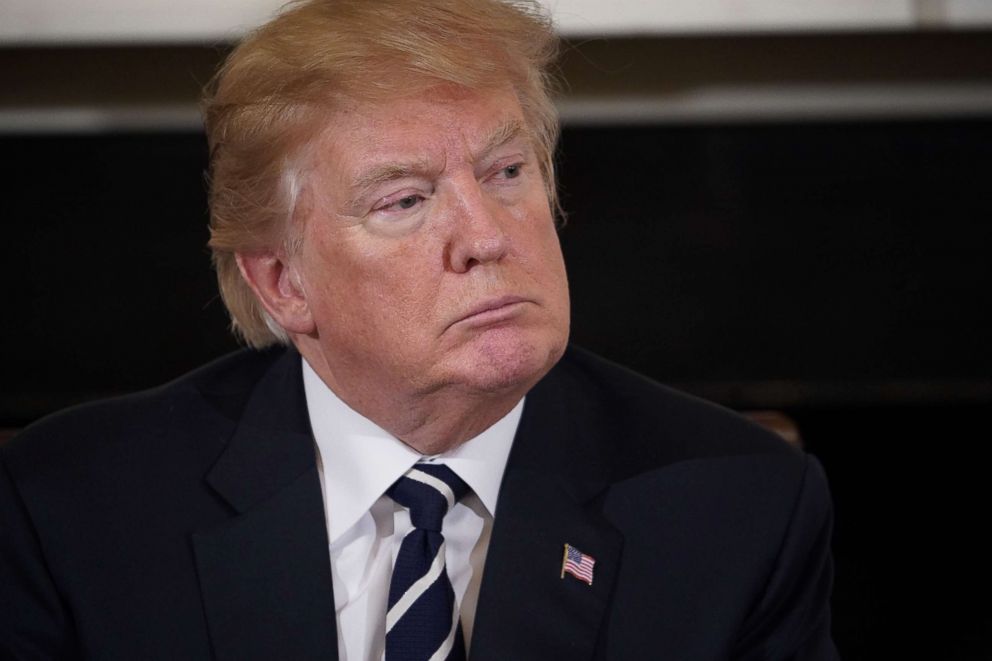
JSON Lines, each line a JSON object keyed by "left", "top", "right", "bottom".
{"left": 352, "top": 241, "right": 444, "bottom": 327}
{"left": 527, "top": 224, "right": 570, "bottom": 318}
{"left": 516, "top": 216, "right": 566, "bottom": 280}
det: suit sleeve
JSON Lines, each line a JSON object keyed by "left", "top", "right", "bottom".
{"left": 0, "top": 453, "right": 80, "bottom": 660}
{"left": 735, "top": 454, "right": 840, "bottom": 661}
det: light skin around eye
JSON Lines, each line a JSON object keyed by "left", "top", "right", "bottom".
{"left": 368, "top": 160, "right": 528, "bottom": 226}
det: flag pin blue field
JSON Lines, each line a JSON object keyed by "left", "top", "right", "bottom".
{"left": 561, "top": 543, "right": 595, "bottom": 585}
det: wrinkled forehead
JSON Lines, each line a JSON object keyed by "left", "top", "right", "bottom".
{"left": 306, "top": 85, "right": 534, "bottom": 179}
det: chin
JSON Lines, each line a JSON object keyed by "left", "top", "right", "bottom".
{"left": 452, "top": 328, "right": 567, "bottom": 395}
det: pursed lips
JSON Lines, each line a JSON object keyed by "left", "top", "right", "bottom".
{"left": 446, "top": 295, "right": 531, "bottom": 331}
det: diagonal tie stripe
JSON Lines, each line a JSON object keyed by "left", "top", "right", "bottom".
{"left": 386, "top": 463, "right": 469, "bottom": 661}
{"left": 405, "top": 468, "right": 457, "bottom": 511}
{"left": 386, "top": 539, "right": 447, "bottom": 632}
{"left": 426, "top": 598, "right": 461, "bottom": 661}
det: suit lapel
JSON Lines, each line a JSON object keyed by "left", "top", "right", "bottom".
{"left": 191, "top": 350, "right": 338, "bottom": 661}
{"left": 470, "top": 364, "right": 623, "bottom": 660}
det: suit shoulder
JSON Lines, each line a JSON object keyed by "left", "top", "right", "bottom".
{"left": 552, "top": 346, "right": 800, "bottom": 471}
{"left": 3, "top": 348, "right": 286, "bottom": 481}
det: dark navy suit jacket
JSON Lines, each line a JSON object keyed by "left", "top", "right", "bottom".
{"left": 1, "top": 346, "right": 837, "bottom": 659}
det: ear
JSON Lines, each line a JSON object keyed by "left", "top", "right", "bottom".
{"left": 235, "top": 250, "right": 316, "bottom": 336}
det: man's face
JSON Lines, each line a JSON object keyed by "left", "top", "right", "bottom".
{"left": 290, "top": 86, "right": 570, "bottom": 406}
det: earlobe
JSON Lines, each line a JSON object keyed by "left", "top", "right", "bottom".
{"left": 235, "top": 251, "right": 316, "bottom": 336}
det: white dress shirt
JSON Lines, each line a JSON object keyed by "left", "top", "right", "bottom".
{"left": 302, "top": 359, "right": 521, "bottom": 661}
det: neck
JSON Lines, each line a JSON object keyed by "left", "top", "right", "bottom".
{"left": 297, "top": 347, "right": 531, "bottom": 455}
{"left": 379, "top": 390, "right": 524, "bottom": 455}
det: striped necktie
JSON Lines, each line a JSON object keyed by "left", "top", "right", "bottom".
{"left": 385, "top": 463, "right": 469, "bottom": 661}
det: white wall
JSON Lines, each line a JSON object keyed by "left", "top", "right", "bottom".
{"left": 2, "top": 0, "right": 992, "bottom": 45}
{"left": 2, "top": 1, "right": 991, "bottom": 131}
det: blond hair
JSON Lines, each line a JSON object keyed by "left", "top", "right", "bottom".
{"left": 203, "top": 0, "right": 561, "bottom": 347}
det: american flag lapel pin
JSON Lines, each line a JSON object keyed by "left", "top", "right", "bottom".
{"left": 561, "top": 543, "right": 595, "bottom": 586}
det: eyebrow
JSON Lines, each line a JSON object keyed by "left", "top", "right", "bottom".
{"left": 349, "top": 158, "right": 435, "bottom": 205}
{"left": 346, "top": 118, "right": 529, "bottom": 205}
{"left": 476, "top": 118, "right": 527, "bottom": 160}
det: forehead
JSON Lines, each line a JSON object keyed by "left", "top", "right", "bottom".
{"left": 313, "top": 87, "right": 530, "bottom": 172}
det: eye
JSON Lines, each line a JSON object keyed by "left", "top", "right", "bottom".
{"left": 501, "top": 164, "right": 522, "bottom": 179}
{"left": 374, "top": 193, "right": 425, "bottom": 214}
{"left": 395, "top": 195, "right": 421, "bottom": 210}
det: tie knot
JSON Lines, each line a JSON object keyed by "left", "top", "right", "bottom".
{"left": 387, "top": 463, "right": 469, "bottom": 532}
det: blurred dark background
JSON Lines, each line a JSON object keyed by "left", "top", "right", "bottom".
{"left": 3, "top": 13, "right": 992, "bottom": 660}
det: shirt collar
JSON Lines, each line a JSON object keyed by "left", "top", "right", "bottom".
{"left": 302, "top": 357, "right": 521, "bottom": 544}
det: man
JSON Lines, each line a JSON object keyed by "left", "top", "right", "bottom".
{"left": 1, "top": 0, "right": 837, "bottom": 659}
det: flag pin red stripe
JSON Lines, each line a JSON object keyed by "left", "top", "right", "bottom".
{"left": 561, "top": 543, "right": 595, "bottom": 586}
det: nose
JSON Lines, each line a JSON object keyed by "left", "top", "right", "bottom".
{"left": 446, "top": 178, "right": 510, "bottom": 273}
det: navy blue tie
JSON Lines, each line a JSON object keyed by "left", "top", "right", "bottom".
{"left": 385, "top": 463, "right": 469, "bottom": 661}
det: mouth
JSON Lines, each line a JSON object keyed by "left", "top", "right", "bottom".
{"left": 448, "top": 295, "right": 531, "bottom": 331}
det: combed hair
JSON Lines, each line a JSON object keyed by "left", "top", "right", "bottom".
{"left": 203, "top": 0, "right": 561, "bottom": 348}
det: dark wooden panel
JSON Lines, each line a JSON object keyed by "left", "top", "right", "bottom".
{"left": 2, "top": 120, "right": 990, "bottom": 423}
